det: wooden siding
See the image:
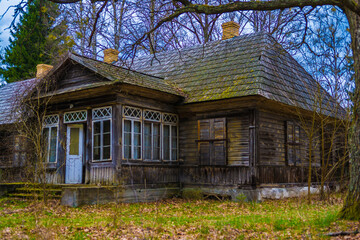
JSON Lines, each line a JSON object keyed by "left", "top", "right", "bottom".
{"left": 181, "top": 166, "right": 252, "bottom": 186}
{"left": 120, "top": 165, "right": 179, "bottom": 185}
{"left": 46, "top": 171, "right": 63, "bottom": 184}
{"left": 258, "top": 110, "right": 321, "bottom": 166}
{"left": 89, "top": 167, "right": 116, "bottom": 185}
{"left": 180, "top": 113, "right": 250, "bottom": 166}
{"left": 57, "top": 64, "right": 105, "bottom": 90}
{"left": 228, "top": 114, "right": 250, "bottom": 166}
{"left": 258, "top": 166, "right": 320, "bottom": 184}
{"left": 258, "top": 110, "right": 286, "bottom": 165}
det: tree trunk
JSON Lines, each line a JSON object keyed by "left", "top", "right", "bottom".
{"left": 339, "top": 9, "right": 360, "bottom": 220}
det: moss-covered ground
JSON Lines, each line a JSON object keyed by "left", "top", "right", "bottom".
{"left": 0, "top": 193, "right": 359, "bottom": 239}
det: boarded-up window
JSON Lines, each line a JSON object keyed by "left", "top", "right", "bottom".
{"left": 286, "top": 121, "right": 301, "bottom": 166}
{"left": 198, "top": 118, "right": 226, "bottom": 165}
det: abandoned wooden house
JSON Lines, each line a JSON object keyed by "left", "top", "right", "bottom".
{"left": 0, "top": 21, "right": 346, "bottom": 204}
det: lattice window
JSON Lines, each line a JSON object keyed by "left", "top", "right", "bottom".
{"left": 144, "top": 110, "right": 161, "bottom": 122}
{"left": 64, "top": 110, "right": 87, "bottom": 123}
{"left": 44, "top": 115, "right": 59, "bottom": 126}
{"left": 163, "top": 113, "right": 178, "bottom": 123}
{"left": 123, "top": 106, "right": 141, "bottom": 119}
{"left": 93, "top": 106, "right": 112, "bottom": 120}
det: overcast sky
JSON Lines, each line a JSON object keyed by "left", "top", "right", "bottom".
{"left": 0, "top": 0, "right": 21, "bottom": 50}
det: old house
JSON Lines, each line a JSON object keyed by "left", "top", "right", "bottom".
{"left": 0, "top": 22, "right": 345, "bottom": 204}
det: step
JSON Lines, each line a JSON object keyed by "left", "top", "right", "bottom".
{"left": 15, "top": 187, "right": 62, "bottom": 194}
{"left": 8, "top": 193, "right": 62, "bottom": 199}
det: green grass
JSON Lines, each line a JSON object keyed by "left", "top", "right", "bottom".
{"left": 0, "top": 194, "right": 358, "bottom": 239}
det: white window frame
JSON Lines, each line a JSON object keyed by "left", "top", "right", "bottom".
{"left": 123, "top": 106, "right": 142, "bottom": 160}
{"left": 92, "top": 119, "right": 112, "bottom": 162}
{"left": 92, "top": 107, "right": 112, "bottom": 162}
{"left": 122, "top": 118, "right": 142, "bottom": 160}
{"left": 64, "top": 110, "right": 87, "bottom": 123}
{"left": 162, "top": 123, "right": 178, "bottom": 161}
{"left": 121, "top": 106, "right": 179, "bottom": 162}
{"left": 143, "top": 109, "right": 161, "bottom": 161}
{"left": 43, "top": 114, "right": 59, "bottom": 163}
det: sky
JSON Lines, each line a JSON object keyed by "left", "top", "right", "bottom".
{"left": 0, "top": 0, "right": 21, "bottom": 50}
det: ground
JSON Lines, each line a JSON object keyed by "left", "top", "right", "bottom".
{"left": 0, "top": 193, "right": 359, "bottom": 239}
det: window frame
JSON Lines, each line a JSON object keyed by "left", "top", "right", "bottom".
{"left": 92, "top": 107, "right": 112, "bottom": 162}
{"left": 43, "top": 114, "right": 59, "bottom": 163}
{"left": 143, "top": 121, "right": 161, "bottom": 161}
{"left": 122, "top": 106, "right": 143, "bottom": 161}
{"left": 121, "top": 106, "right": 179, "bottom": 162}
{"left": 286, "top": 121, "right": 301, "bottom": 166}
{"left": 197, "top": 118, "right": 227, "bottom": 166}
{"left": 162, "top": 122, "right": 178, "bottom": 162}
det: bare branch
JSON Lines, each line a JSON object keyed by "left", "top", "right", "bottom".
{"left": 88, "top": 0, "right": 109, "bottom": 47}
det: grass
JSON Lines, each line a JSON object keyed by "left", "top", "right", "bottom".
{"left": 0, "top": 193, "right": 359, "bottom": 239}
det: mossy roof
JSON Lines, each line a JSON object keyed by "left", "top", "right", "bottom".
{"left": 65, "top": 53, "right": 183, "bottom": 96}
{"left": 0, "top": 78, "right": 37, "bottom": 125}
{"left": 132, "top": 32, "right": 342, "bottom": 115}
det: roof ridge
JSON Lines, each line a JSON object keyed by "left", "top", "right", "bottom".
{"left": 70, "top": 52, "right": 166, "bottom": 81}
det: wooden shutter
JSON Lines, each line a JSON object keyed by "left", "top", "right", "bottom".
{"left": 198, "top": 118, "right": 226, "bottom": 165}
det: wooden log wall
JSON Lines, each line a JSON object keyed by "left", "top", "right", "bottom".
{"left": 179, "top": 113, "right": 250, "bottom": 166}
{"left": 181, "top": 166, "right": 252, "bottom": 186}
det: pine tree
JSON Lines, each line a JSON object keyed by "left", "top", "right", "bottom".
{"left": 0, "top": 0, "right": 73, "bottom": 83}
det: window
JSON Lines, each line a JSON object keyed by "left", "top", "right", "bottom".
{"left": 163, "top": 113, "right": 178, "bottom": 161}
{"left": 122, "top": 106, "right": 178, "bottom": 161}
{"left": 123, "top": 106, "right": 142, "bottom": 160}
{"left": 197, "top": 118, "right": 226, "bottom": 165}
{"left": 286, "top": 121, "right": 301, "bottom": 166}
{"left": 43, "top": 115, "right": 59, "bottom": 163}
{"left": 92, "top": 107, "right": 112, "bottom": 161}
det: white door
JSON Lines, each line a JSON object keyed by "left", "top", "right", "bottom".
{"left": 65, "top": 124, "right": 84, "bottom": 184}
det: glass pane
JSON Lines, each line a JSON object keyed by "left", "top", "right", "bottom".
{"left": 103, "top": 146, "right": 110, "bottom": 160}
{"left": 69, "top": 128, "right": 79, "bottom": 155}
{"left": 49, "top": 127, "right": 57, "bottom": 162}
{"left": 94, "top": 121, "right": 101, "bottom": 134}
{"left": 134, "top": 133, "right": 141, "bottom": 147}
{"left": 124, "top": 120, "right": 131, "bottom": 132}
{"left": 144, "top": 123, "right": 151, "bottom": 159}
{"left": 134, "top": 121, "right": 141, "bottom": 133}
{"left": 171, "top": 126, "right": 177, "bottom": 148}
{"left": 153, "top": 124, "right": 160, "bottom": 160}
{"left": 43, "top": 128, "right": 49, "bottom": 159}
{"left": 134, "top": 147, "right": 141, "bottom": 160}
{"left": 94, "top": 147, "right": 100, "bottom": 160}
{"left": 103, "top": 120, "right": 111, "bottom": 133}
{"left": 124, "top": 146, "right": 131, "bottom": 159}
{"left": 94, "top": 134, "right": 100, "bottom": 148}
{"left": 163, "top": 125, "right": 170, "bottom": 160}
{"left": 103, "top": 133, "right": 110, "bottom": 146}
{"left": 172, "top": 149, "right": 177, "bottom": 161}
{"left": 124, "top": 132, "right": 131, "bottom": 146}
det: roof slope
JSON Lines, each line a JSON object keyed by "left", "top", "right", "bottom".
{"left": 0, "top": 78, "right": 37, "bottom": 125}
{"left": 48, "top": 53, "right": 183, "bottom": 97}
{"left": 132, "top": 32, "right": 340, "bottom": 115}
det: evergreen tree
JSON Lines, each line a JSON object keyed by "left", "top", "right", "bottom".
{"left": 0, "top": 0, "right": 73, "bottom": 83}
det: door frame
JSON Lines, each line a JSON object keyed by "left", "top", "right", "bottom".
{"left": 65, "top": 124, "right": 84, "bottom": 184}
